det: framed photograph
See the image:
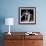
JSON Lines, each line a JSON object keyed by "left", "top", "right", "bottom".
{"left": 19, "top": 7, "right": 36, "bottom": 24}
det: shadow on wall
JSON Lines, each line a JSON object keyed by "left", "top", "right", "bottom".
{"left": 0, "top": 16, "right": 5, "bottom": 46}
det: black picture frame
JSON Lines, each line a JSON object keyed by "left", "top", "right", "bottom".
{"left": 19, "top": 7, "right": 36, "bottom": 24}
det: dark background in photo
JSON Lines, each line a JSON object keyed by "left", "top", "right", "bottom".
{"left": 21, "top": 9, "right": 34, "bottom": 22}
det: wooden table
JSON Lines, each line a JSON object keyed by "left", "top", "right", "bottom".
{"left": 4, "top": 32, "right": 43, "bottom": 46}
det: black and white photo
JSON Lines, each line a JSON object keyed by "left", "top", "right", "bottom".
{"left": 19, "top": 7, "right": 36, "bottom": 24}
